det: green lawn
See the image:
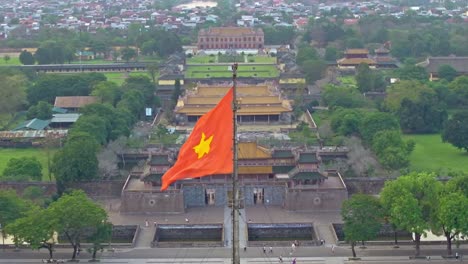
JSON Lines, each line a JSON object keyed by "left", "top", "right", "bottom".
{"left": 187, "top": 56, "right": 217, "bottom": 64}
{"left": 338, "top": 76, "right": 357, "bottom": 88}
{"left": 402, "top": 134, "right": 468, "bottom": 173}
{"left": 250, "top": 56, "right": 276, "bottom": 64}
{"left": 104, "top": 71, "right": 153, "bottom": 85}
{"left": 0, "top": 148, "right": 57, "bottom": 181}
{"left": 0, "top": 56, "right": 21, "bottom": 65}
{"left": 185, "top": 65, "right": 278, "bottom": 78}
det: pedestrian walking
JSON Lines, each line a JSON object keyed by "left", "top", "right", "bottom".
{"left": 185, "top": 218, "right": 189, "bottom": 223}
{"left": 331, "top": 244, "right": 335, "bottom": 253}
{"left": 145, "top": 219, "right": 149, "bottom": 227}
{"left": 291, "top": 242, "right": 296, "bottom": 252}
{"left": 263, "top": 246, "right": 266, "bottom": 254}
{"left": 244, "top": 246, "right": 247, "bottom": 252}
{"left": 279, "top": 255, "right": 283, "bottom": 263}
{"left": 269, "top": 246, "right": 273, "bottom": 253}
{"left": 292, "top": 258, "right": 296, "bottom": 264}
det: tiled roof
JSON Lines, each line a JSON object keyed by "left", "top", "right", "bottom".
{"left": 298, "top": 153, "right": 318, "bottom": 163}
{"left": 338, "top": 58, "right": 376, "bottom": 65}
{"left": 420, "top": 57, "right": 468, "bottom": 74}
{"left": 238, "top": 142, "right": 271, "bottom": 159}
{"left": 13, "top": 118, "right": 50, "bottom": 131}
{"left": 150, "top": 154, "right": 170, "bottom": 165}
{"left": 272, "top": 149, "right": 294, "bottom": 158}
{"left": 54, "top": 96, "right": 98, "bottom": 108}
{"left": 239, "top": 166, "right": 272, "bottom": 174}
{"left": 344, "top": 49, "right": 369, "bottom": 55}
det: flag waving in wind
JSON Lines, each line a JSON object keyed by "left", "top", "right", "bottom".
{"left": 161, "top": 88, "right": 234, "bottom": 190}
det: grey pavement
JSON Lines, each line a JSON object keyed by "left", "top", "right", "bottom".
{"left": 0, "top": 256, "right": 467, "bottom": 264}
{"left": 135, "top": 224, "right": 156, "bottom": 248}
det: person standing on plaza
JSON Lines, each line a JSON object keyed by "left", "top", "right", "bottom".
{"left": 269, "top": 246, "right": 273, "bottom": 253}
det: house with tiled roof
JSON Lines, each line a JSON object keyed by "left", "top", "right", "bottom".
{"left": 174, "top": 83, "right": 292, "bottom": 124}
{"left": 54, "top": 96, "right": 98, "bottom": 112}
{"left": 13, "top": 118, "right": 50, "bottom": 131}
{"left": 337, "top": 49, "right": 376, "bottom": 69}
{"left": 417, "top": 56, "right": 468, "bottom": 81}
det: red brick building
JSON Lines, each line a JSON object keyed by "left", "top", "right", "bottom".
{"left": 197, "top": 27, "right": 264, "bottom": 50}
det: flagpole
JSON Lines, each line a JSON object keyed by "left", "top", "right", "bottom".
{"left": 231, "top": 63, "right": 240, "bottom": 264}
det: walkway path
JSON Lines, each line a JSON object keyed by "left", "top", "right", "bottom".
{"left": 224, "top": 206, "right": 247, "bottom": 248}
{"left": 134, "top": 224, "right": 155, "bottom": 248}
{"left": 315, "top": 223, "right": 337, "bottom": 246}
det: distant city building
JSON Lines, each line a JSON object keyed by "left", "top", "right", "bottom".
{"left": 197, "top": 27, "right": 264, "bottom": 50}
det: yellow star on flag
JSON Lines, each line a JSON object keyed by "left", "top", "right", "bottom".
{"left": 193, "top": 132, "right": 213, "bottom": 159}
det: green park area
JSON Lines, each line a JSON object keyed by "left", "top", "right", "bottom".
{"left": 185, "top": 64, "right": 279, "bottom": 79}
{"left": 403, "top": 134, "right": 468, "bottom": 173}
{"left": 186, "top": 54, "right": 276, "bottom": 64}
{"left": 0, "top": 148, "right": 57, "bottom": 181}
{"left": 0, "top": 55, "right": 21, "bottom": 65}
{"left": 103, "top": 71, "right": 153, "bottom": 85}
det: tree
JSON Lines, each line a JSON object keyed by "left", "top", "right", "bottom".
{"left": 117, "top": 90, "right": 145, "bottom": 119}
{"left": 0, "top": 74, "right": 27, "bottom": 117}
{"left": 2, "top": 157, "right": 43, "bottom": 181}
{"left": 19, "top": 50, "right": 35, "bottom": 65}
{"left": 69, "top": 114, "right": 109, "bottom": 145}
{"left": 5, "top": 209, "right": 56, "bottom": 260}
{"left": 441, "top": 110, "right": 468, "bottom": 151}
{"left": 91, "top": 81, "right": 122, "bottom": 106}
{"left": 3, "top": 55, "right": 10, "bottom": 64}
{"left": 435, "top": 191, "right": 468, "bottom": 256}
{"left": 122, "top": 75, "right": 156, "bottom": 105}
{"left": 397, "top": 93, "right": 447, "bottom": 133}
{"left": 47, "top": 190, "right": 108, "bottom": 260}
{"left": 296, "top": 44, "right": 318, "bottom": 66}
{"left": 355, "top": 63, "right": 385, "bottom": 93}
{"left": 52, "top": 132, "right": 99, "bottom": 193}
{"left": 342, "top": 194, "right": 382, "bottom": 258}
{"left": 22, "top": 186, "right": 46, "bottom": 206}
{"left": 359, "top": 112, "right": 400, "bottom": 143}
{"left": 371, "top": 130, "right": 413, "bottom": 170}
{"left": 384, "top": 80, "right": 432, "bottom": 112}
{"left": 80, "top": 103, "right": 133, "bottom": 140}
{"left": 396, "top": 65, "right": 427, "bottom": 81}
{"left": 355, "top": 63, "right": 374, "bottom": 93}
{"left": 330, "top": 108, "right": 364, "bottom": 136}
{"left": 88, "top": 222, "right": 112, "bottom": 261}
{"left": 438, "top": 64, "right": 458, "bottom": 82}
{"left": 446, "top": 174, "right": 468, "bottom": 197}
{"left": 27, "top": 101, "right": 53, "bottom": 120}
{"left": 324, "top": 46, "right": 339, "bottom": 61}
{"left": 322, "top": 85, "right": 370, "bottom": 109}
{"left": 448, "top": 76, "right": 468, "bottom": 107}
{"left": 0, "top": 190, "right": 34, "bottom": 240}
{"left": 146, "top": 63, "right": 159, "bottom": 84}
{"left": 120, "top": 47, "right": 136, "bottom": 63}
{"left": 302, "top": 59, "right": 327, "bottom": 84}
{"left": 380, "top": 172, "right": 441, "bottom": 256}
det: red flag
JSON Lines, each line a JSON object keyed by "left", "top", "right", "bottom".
{"left": 161, "top": 88, "right": 233, "bottom": 190}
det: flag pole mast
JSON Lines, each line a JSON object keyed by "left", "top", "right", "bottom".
{"left": 231, "top": 62, "right": 240, "bottom": 264}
